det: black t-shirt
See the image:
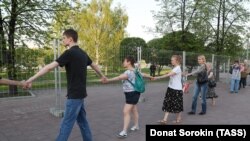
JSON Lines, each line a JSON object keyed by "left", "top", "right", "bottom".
{"left": 56, "top": 46, "right": 92, "bottom": 99}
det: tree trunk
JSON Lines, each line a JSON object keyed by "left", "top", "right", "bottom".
{"left": 157, "top": 65, "right": 163, "bottom": 76}
{"left": 215, "top": 0, "right": 222, "bottom": 81}
{"left": 7, "top": 0, "right": 18, "bottom": 95}
{"left": 216, "top": 0, "right": 226, "bottom": 81}
{"left": 105, "top": 65, "right": 107, "bottom": 75}
{"left": 181, "top": 0, "right": 186, "bottom": 49}
{"left": 215, "top": 60, "right": 220, "bottom": 81}
{"left": 95, "top": 45, "right": 99, "bottom": 65}
{"left": 0, "top": 9, "right": 7, "bottom": 65}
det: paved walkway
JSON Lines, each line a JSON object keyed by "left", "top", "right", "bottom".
{"left": 0, "top": 79, "right": 250, "bottom": 141}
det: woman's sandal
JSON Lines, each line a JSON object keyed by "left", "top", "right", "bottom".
{"left": 157, "top": 120, "right": 167, "bottom": 125}
{"left": 172, "top": 119, "right": 182, "bottom": 124}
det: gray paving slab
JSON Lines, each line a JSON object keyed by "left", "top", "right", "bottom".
{"left": 0, "top": 77, "right": 250, "bottom": 141}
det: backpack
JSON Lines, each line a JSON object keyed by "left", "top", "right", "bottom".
{"left": 127, "top": 69, "right": 145, "bottom": 93}
{"left": 197, "top": 65, "right": 208, "bottom": 84}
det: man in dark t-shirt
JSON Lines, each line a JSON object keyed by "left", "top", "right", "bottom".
{"left": 25, "top": 29, "right": 106, "bottom": 141}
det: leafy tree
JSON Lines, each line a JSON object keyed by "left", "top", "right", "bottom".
{"left": 153, "top": 0, "right": 250, "bottom": 80}
{"left": 146, "top": 38, "right": 164, "bottom": 64}
{"left": 147, "top": 38, "right": 164, "bottom": 50}
{"left": 196, "top": 0, "right": 250, "bottom": 80}
{"left": 51, "top": 0, "right": 128, "bottom": 73}
{"left": 146, "top": 32, "right": 203, "bottom": 73}
{"left": 162, "top": 31, "right": 204, "bottom": 52}
{"left": 43, "top": 48, "right": 54, "bottom": 65}
{"left": 153, "top": 0, "right": 201, "bottom": 48}
{"left": 154, "top": 49, "right": 173, "bottom": 75}
{"left": 75, "top": 0, "right": 128, "bottom": 66}
{"left": 119, "top": 37, "right": 147, "bottom": 62}
{"left": 15, "top": 47, "right": 44, "bottom": 75}
{"left": 0, "top": 0, "right": 70, "bottom": 94}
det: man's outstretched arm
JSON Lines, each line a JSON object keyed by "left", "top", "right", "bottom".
{"left": 26, "top": 61, "right": 59, "bottom": 86}
{"left": 90, "top": 63, "right": 106, "bottom": 78}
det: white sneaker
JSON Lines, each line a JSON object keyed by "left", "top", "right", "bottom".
{"left": 117, "top": 130, "right": 127, "bottom": 138}
{"left": 130, "top": 126, "right": 139, "bottom": 131}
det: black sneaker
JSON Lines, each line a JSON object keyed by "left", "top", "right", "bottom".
{"left": 188, "top": 111, "right": 195, "bottom": 115}
{"left": 199, "top": 112, "right": 206, "bottom": 115}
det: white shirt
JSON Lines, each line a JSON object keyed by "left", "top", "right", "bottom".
{"left": 168, "top": 65, "right": 182, "bottom": 90}
{"left": 231, "top": 65, "right": 241, "bottom": 80}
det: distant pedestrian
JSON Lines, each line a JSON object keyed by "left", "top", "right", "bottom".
{"left": 150, "top": 63, "right": 156, "bottom": 77}
{"left": 239, "top": 63, "right": 247, "bottom": 89}
{"left": 230, "top": 60, "right": 244, "bottom": 93}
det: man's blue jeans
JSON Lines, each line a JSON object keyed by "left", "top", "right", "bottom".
{"left": 56, "top": 99, "right": 92, "bottom": 141}
{"left": 230, "top": 79, "right": 240, "bottom": 93}
{"left": 191, "top": 82, "right": 208, "bottom": 113}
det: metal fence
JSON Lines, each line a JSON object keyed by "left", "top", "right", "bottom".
{"left": 1, "top": 46, "right": 248, "bottom": 95}
{"left": 1, "top": 44, "right": 249, "bottom": 116}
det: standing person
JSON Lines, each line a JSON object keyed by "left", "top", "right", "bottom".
{"left": 153, "top": 55, "right": 183, "bottom": 124}
{"left": 25, "top": 29, "right": 106, "bottom": 141}
{"left": 239, "top": 63, "right": 247, "bottom": 89}
{"left": 102, "top": 56, "right": 152, "bottom": 138}
{"left": 206, "top": 63, "right": 217, "bottom": 106}
{"left": 186, "top": 55, "right": 208, "bottom": 115}
{"left": 150, "top": 63, "right": 156, "bottom": 77}
{"left": 230, "top": 60, "right": 243, "bottom": 93}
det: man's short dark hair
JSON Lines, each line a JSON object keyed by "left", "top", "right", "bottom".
{"left": 63, "top": 29, "right": 78, "bottom": 42}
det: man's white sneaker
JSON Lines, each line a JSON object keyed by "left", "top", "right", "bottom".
{"left": 117, "top": 131, "right": 127, "bottom": 138}
{"left": 130, "top": 126, "right": 139, "bottom": 131}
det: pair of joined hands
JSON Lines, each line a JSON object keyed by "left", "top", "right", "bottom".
{"left": 19, "top": 79, "right": 32, "bottom": 89}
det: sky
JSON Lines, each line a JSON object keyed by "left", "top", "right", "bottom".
{"left": 113, "top": 0, "right": 160, "bottom": 42}
{"left": 113, "top": 0, "right": 250, "bottom": 43}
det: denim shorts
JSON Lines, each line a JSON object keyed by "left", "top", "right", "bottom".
{"left": 124, "top": 91, "right": 140, "bottom": 105}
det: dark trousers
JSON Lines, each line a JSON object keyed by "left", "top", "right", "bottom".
{"left": 150, "top": 71, "right": 155, "bottom": 77}
{"left": 239, "top": 77, "right": 247, "bottom": 89}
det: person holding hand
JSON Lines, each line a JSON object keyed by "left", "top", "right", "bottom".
{"left": 102, "top": 56, "right": 152, "bottom": 138}
{"left": 152, "top": 55, "right": 183, "bottom": 124}
{"left": 0, "top": 77, "right": 27, "bottom": 87}
{"left": 25, "top": 29, "right": 106, "bottom": 141}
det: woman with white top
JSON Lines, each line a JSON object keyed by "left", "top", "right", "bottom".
{"left": 153, "top": 55, "right": 183, "bottom": 124}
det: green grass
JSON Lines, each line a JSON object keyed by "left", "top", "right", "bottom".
{"left": 0, "top": 67, "right": 176, "bottom": 91}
